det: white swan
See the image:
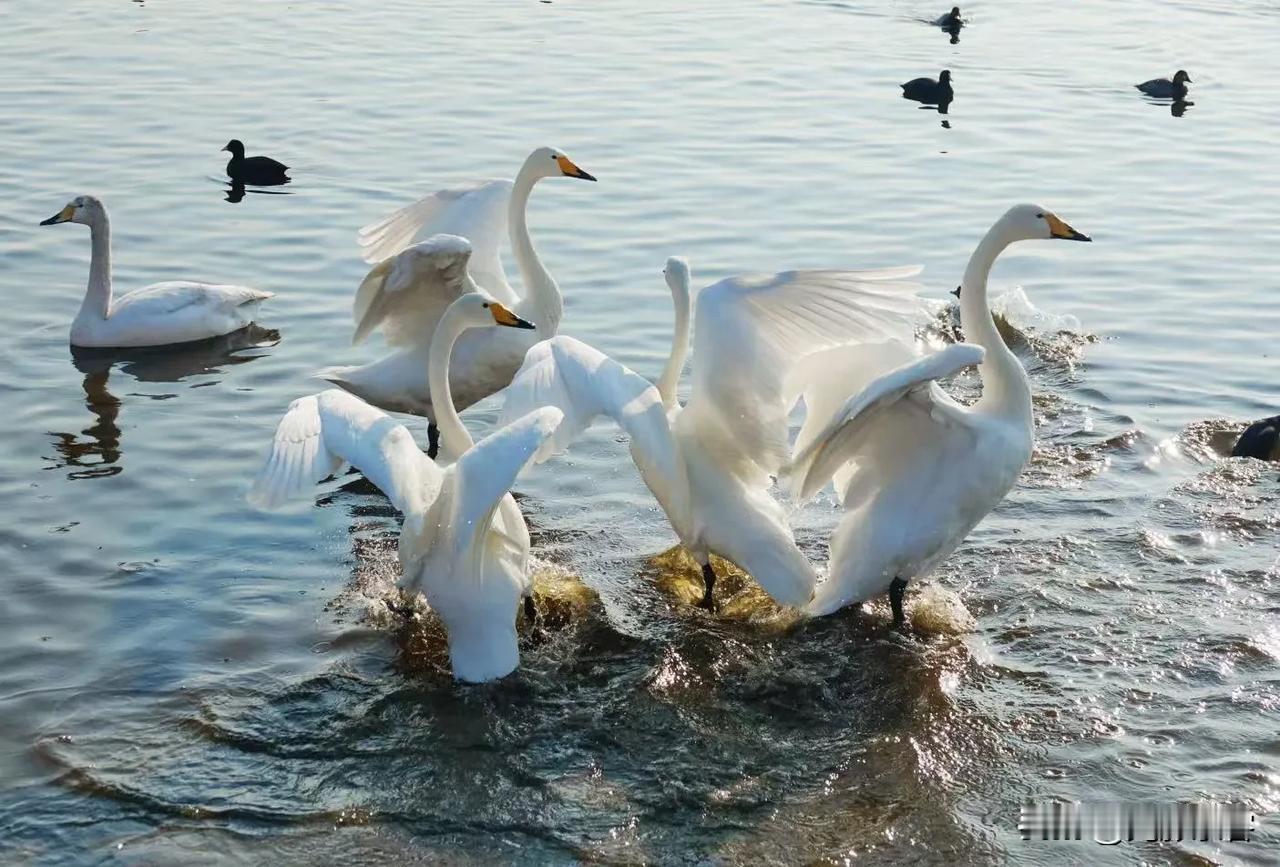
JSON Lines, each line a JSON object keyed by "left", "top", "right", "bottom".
{"left": 787, "top": 204, "right": 1091, "bottom": 623}
{"left": 321, "top": 146, "right": 596, "bottom": 458}
{"left": 40, "top": 196, "right": 272, "bottom": 348}
{"left": 250, "top": 235, "right": 563, "bottom": 683}
{"left": 498, "top": 257, "right": 926, "bottom": 610}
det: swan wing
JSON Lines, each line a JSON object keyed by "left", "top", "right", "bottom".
{"left": 687, "top": 266, "right": 927, "bottom": 476}
{"left": 112, "top": 281, "right": 271, "bottom": 316}
{"left": 497, "top": 336, "right": 689, "bottom": 519}
{"left": 248, "top": 389, "right": 441, "bottom": 515}
{"left": 785, "top": 343, "right": 986, "bottom": 502}
{"left": 352, "top": 234, "right": 474, "bottom": 347}
{"left": 356, "top": 177, "right": 516, "bottom": 302}
{"left": 447, "top": 406, "right": 564, "bottom": 560}
{"left": 789, "top": 338, "right": 919, "bottom": 495}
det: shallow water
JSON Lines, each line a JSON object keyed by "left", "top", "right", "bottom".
{"left": 2, "top": 0, "right": 1278, "bottom": 863}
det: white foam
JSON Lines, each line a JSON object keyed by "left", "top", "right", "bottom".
{"left": 990, "top": 286, "right": 1083, "bottom": 334}
{"left": 908, "top": 584, "right": 976, "bottom": 635}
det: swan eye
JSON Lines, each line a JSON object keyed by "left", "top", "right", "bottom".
{"left": 1035, "top": 212, "right": 1045, "bottom": 219}
{"left": 482, "top": 302, "right": 490, "bottom": 308}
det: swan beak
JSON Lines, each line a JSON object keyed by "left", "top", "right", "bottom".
{"left": 951, "top": 285, "right": 962, "bottom": 298}
{"left": 490, "top": 303, "right": 536, "bottom": 330}
{"left": 40, "top": 204, "right": 75, "bottom": 226}
{"left": 555, "top": 155, "right": 597, "bottom": 182}
{"left": 1046, "top": 213, "right": 1091, "bottom": 242}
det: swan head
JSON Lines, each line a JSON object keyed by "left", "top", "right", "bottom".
{"left": 451, "top": 291, "right": 537, "bottom": 332}
{"left": 39, "top": 195, "right": 105, "bottom": 227}
{"left": 528, "top": 146, "right": 596, "bottom": 182}
{"left": 1003, "top": 203, "right": 1091, "bottom": 243}
{"left": 663, "top": 256, "right": 691, "bottom": 293}
{"left": 1172, "top": 70, "right": 1192, "bottom": 85}
{"left": 222, "top": 139, "right": 246, "bottom": 156}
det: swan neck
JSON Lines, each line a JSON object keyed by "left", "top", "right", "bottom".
{"left": 960, "top": 220, "right": 1031, "bottom": 420}
{"left": 656, "top": 279, "right": 691, "bottom": 410}
{"left": 427, "top": 307, "right": 475, "bottom": 456}
{"left": 83, "top": 213, "right": 113, "bottom": 319}
{"left": 509, "top": 161, "right": 562, "bottom": 331}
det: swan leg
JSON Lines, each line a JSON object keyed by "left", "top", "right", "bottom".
{"left": 427, "top": 422, "right": 440, "bottom": 460}
{"left": 524, "top": 594, "right": 537, "bottom": 624}
{"left": 698, "top": 563, "right": 718, "bottom": 612}
{"left": 889, "top": 577, "right": 908, "bottom": 625}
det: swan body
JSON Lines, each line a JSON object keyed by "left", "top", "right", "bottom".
{"left": 251, "top": 236, "right": 560, "bottom": 683}
{"left": 40, "top": 196, "right": 271, "bottom": 349}
{"left": 321, "top": 147, "right": 596, "bottom": 449}
{"left": 500, "top": 258, "right": 927, "bottom": 609}
{"left": 788, "top": 204, "right": 1092, "bottom": 621}
{"left": 1136, "top": 70, "right": 1191, "bottom": 100}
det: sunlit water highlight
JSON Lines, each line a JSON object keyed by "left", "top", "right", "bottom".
{"left": 1, "top": 0, "right": 1277, "bottom": 863}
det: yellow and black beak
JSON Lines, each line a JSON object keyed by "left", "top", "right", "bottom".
{"left": 1046, "top": 212, "right": 1091, "bottom": 242}
{"left": 555, "top": 154, "right": 597, "bottom": 182}
{"left": 490, "top": 303, "right": 536, "bottom": 330}
{"left": 40, "top": 204, "right": 75, "bottom": 226}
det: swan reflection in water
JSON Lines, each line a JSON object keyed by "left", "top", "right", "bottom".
{"left": 48, "top": 325, "right": 279, "bottom": 479}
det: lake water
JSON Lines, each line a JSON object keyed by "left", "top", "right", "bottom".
{"left": 1, "top": 0, "right": 1278, "bottom": 863}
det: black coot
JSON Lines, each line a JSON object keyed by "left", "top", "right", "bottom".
{"left": 223, "top": 139, "right": 290, "bottom": 185}
{"left": 902, "top": 70, "right": 953, "bottom": 105}
{"left": 1232, "top": 415, "right": 1280, "bottom": 461}
{"left": 1136, "top": 70, "right": 1191, "bottom": 100}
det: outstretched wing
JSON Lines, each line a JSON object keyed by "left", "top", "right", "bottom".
{"left": 686, "top": 265, "right": 928, "bottom": 477}
{"left": 352, "top": 233, "right": 476, "bottom": 347}
{"left": 357, "top": 178, "right": 516, "bottom": 303}
{"left": 447, "top": 406, "right": 564, "bottom": 560}
{"left": 248, "top": 389, "right": 441, "bottom": 515}
{"left": 786, "top": 343, "right": 986, "bottom": 502}
{"left": 497, "top": 336, "right": 690, "bottom": 527}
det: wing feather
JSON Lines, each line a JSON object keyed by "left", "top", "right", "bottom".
{"left": 447, "top": 407, "right": 564, "bottom": 560}
{"left": 248, "top": 389, "right": 441, "bottom": 515}
{"left": 687, "top": 266, "right": 929, "bottom": 476}
{"left": 498, "top": 335, "right": 691, "bottom": 532}
{"left": 786, "top": 343, "right": 985, "bottom": 501}
{"left": 357, "top": 178, "right": 517, "bottom": 305}
{"left": 351, "top": 234, "right": 475, "bottom": 347}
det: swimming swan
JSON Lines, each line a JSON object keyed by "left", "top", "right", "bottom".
{"left": 40, "top": 195, "right": 272, "bottom": 349}
{"left": 322, "top": 147, "right": 596, "bottom": 458}
{"left": 498, "top": 257, "right": 926, "bottom": 611}
{"left": 787, "top": 204, "right": 1092, "bottom": 624}
{"left": 250, "top": 235, "right": 563, "bottom": 683}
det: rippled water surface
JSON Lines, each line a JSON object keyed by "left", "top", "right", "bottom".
{"left": 2, "top": 0, "right": 1278, "bottom": 863}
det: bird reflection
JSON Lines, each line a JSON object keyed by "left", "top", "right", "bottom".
{"left": 1171, "top": 100, "right": 1192, "bottom": 117}
{"left": 221, "top": 179, "right": 293, "bottom": 204}
{"left": 47, "top": 325, "right": 279, "bottom": 479}
{"left": 944, "top": 22, "right": 961, "bottom": 44}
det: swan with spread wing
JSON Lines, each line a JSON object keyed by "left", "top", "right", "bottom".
{"left": 321, "top": 147, "right": 596, "bottom": 458}
{"left": 498, "top": 257, "right": 926, "bottom": 611}
{"left": 251, "top": 236, "right": 563, "bottom": 683}
{"left": 787, "top": 204, "right": 1091, "bottom": 624}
